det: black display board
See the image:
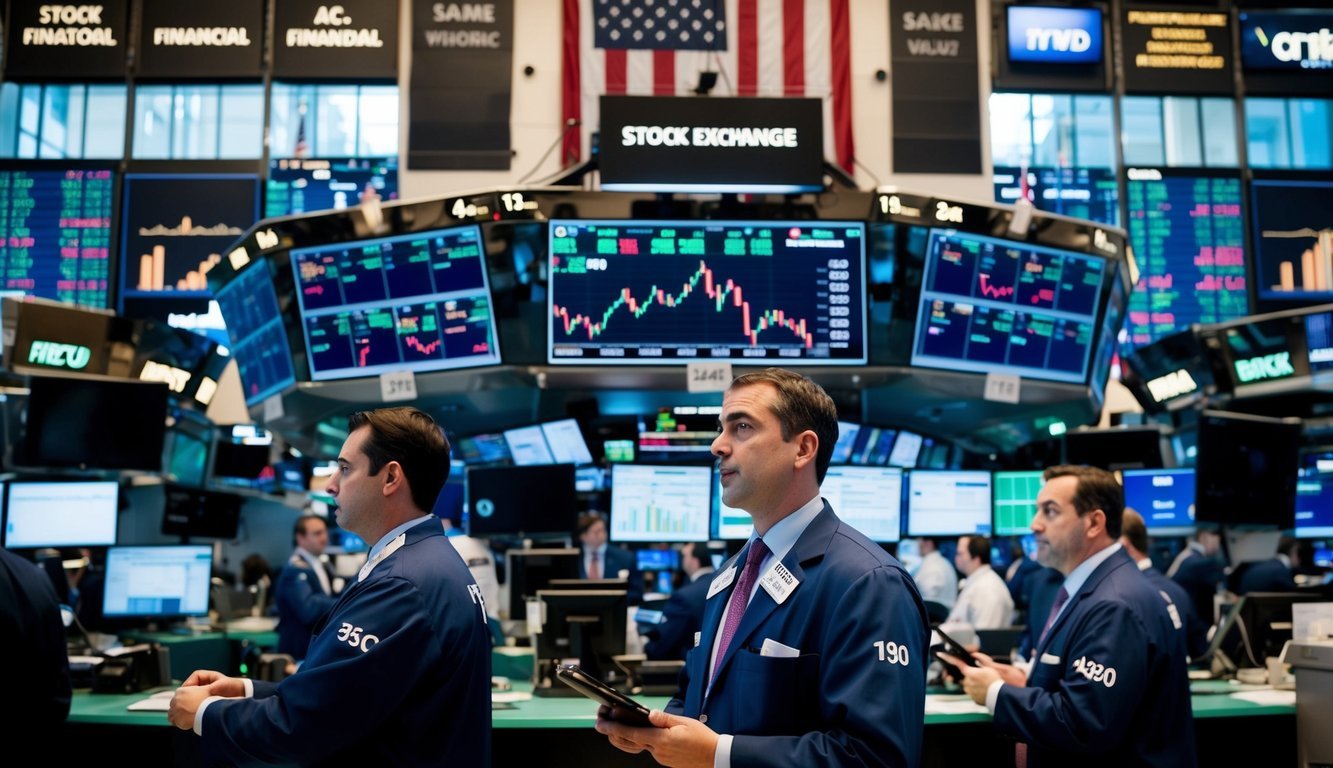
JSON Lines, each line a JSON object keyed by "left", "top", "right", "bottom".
{"left": 4, "top": 0, "right": 129, "bottom": 80}
{"left": 890, "top": 0, "right": 983, "bottom": 174}
{"left": 1121, "top": 5, "right": 1234, "bottom": 94}
{"left": 272, "top": 0, "right": 399, "bottom": 81}
{"left": 992, "top": 1, "right": 1110, "bottom": 93}
{"left": 408, "top": 0, "right": 513, "bottom": 170}
{"left": 597, "top": 96, "right": 824, "bottom": 193}
{"left": 136, "top": 0, "right": 264, "bottom": 79}
{"left": 1239, "top": 9, "right": 1333, "bottom": 96}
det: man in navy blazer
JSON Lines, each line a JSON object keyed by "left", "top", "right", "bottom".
{"left": 644, "top": 542, "right": 715, "bottom": 661}
{"left": 596, "top": 368, "right": 930, "bottom": 768}
{"left": 943, "top": 465, "right": 1196, "bottom": 768}
{"left": 578, "top": 512, "right": 644, "bottom": 605}
{"left": 1236, "top": 537, "right": 1299, "bottom": 594}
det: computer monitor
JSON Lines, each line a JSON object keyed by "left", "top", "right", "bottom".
{"left": 211, "top": 425, "right": 273, "bottom": 485}
{"left": 505, "top": 547, "right": 580, "bottom": 620}
{"left": 1206, "top": 592, "right": 1328, "bottom": 672}
{"left": 103, "top": 545, "right": 213, "bottom": 619}
{"left": 1195, "top": 410, "right": 1301, "bottom": 528}
{"left": 993, "top": 470, "right": 1044, "bottom": 536}
{"left": 636, "top": 549, "right": 681, "bottom": 572}
{"left": 888, "top": 431, "right": 924, "bottom": 468}
{"left": 1063, "top": 426, "right": 1166, "bottom": 471}
{"left": 547, "top": 219, "right": 868, "bottom": 365}
{"left": 541, "top": 419, "right": 594, "bottom": 465}
{"left": 906, "top": 470, "right": 993, "bottom": 537}
{"left": 712, "top": 470, "right": 753, "bottom": 541}
{"left": 213, "top": 257, "right": 296, "bottom": 406}
{"left": 465, "top": 464, "right": 578, "bottom": 537}
{"left": 830, "top": 421, "right": 862, "bottom": 465}
{"left": 847, "top": 427, "right": 897, "bottom": 467}
{"left": 160, "top": 485, "right": 244, "bottom": 540}
{"left": 455, "top": 432, "right": 512, "bottom": 465}
{"left": 19, "top": 376, "right": 169, "bottom": 472}
{"left": 1296, "top": 452, "right": 1333, "bottom": 539}
{"left": 610, "top": 464, "right": 711, "bottom": 543}
{"left": 264, "top": 157, "right": 399, "bottom": 217}
{"left": 1121, "top": 468, "right": 1196, "bottom": 535}
{"left": 819, "top": 467, "right": 903, "bottom": 543}
{"left": 536, "top": 588, "right": 629, "bottom": 683}
{"left": 637, "top": 407, "right": 720, "bottom": 464}
{"left": 504, "top": 425, "right": 555, "bottom": 466}
{"left": 2, "top": 480, "right": 119, "bottom": 548}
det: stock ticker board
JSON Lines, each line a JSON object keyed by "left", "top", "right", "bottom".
{"left": 0, "top": 168, "right": 113, "bottom": 307}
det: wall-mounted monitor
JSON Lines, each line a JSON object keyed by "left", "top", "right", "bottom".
{"left": 911, "top": 228, "right": 1106, "bottom": 384}
{"left": 455, "top": 432, "right": 512, "bottom": 465}
{"left": 103, "top": 545, "right": 213, "bottom": 618}
{"left": 830, "top": 421, "right": 862, "bottom": 465}
{"left": 2, "top": 480, "right": 119, "bottom": 548}
{"left": 1064, "top": 426, "right": 1165, "bottom": 471}
{"left": 504, "top": 425, "right": 555, "bottom": 466}
{"left": 1239, "top": 11, "right": 1333, "bottom": 73}
{"left": 213, "top": 259, "right": 296, "bottom": 406}
{"left": 541, "top": 419, "right": 594, "bottom": 465}
{"left": 906, "top": 470, "right": 993, "bottom": 537}
{"left": 819, "top": 467, "right": 903, "bottom": 543}
{"left": 887, "top": 431, "right": 925, "bottom": 468}
{"left": 637, "top": 407, "right": 719, "bottom": 464}
{"left": 992, "top": 470, "right": 1043, "bottom": 536}
{"left": 548, "top": 220, "right": 867, "bottom": 365}
{"left": 0, "top": 166, "right": 115, "bottom": 308}
{"left": 1306, "top": 312, "right": 1333, "bottom": 373}
{"left": 1296, "top": 453, "right": 1333, "bottom": 539}
{"left": 610, "top": 464, "right": 711, "bottom": 543}
{"left": 1250, "top": 179, "right": 1333, "bottom": 306}
{"left": 1218, "top": 314, "right": 1308, "bottom": 393}
{"left": 161, "top": 485, "right": 243, "bottom": 540}
{"left": 1195, "top": 411, "right": 1301, "bottom": 528}
{"left": 19, "top": 376, "right": 169, "bottom": 472}
{"left": 265, "top": 157, "right": 398, "bottom": 217}
{"left": 992, "top": 166, "right": 1119, "bottom": 227}
{"left": 465, "top": 464, "right": 578, "bottom": 537}
{"left": 1006, "top": 5, "right": 1105, "bottom": 65}
{"left": 1122, "top": 468, "right": 1196, "bottom": 534}
{"left": 292, "top": 224, "right": 502, "bottom": 380}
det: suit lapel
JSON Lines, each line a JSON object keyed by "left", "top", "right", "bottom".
{"left": 1036, "top": 548, "right": 1132, "bottom": 658}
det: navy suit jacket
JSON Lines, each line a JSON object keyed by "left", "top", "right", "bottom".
{"left": 580, "top": 544, "right": 644, "bottom": 605}
{"left": 1237, "top": 557, "right": 1296, "bottom": 595}
{"left": 1006, "top": 556, "right": 1043, "bottom": 613}
{"left": 668, "top": 503, "right": 930, "bottom": 768}
{"left": 202, "top": 520, "right": 492, "bottom": 767}
{"left": 993, "top": 548, "right": 1197, "bottom": 768}
{"left": 274, "top": 552, "right": 337, "bottom": 659}
{"left": 0, "top": 548, "right": 70, "bottom": 740}
{"left": 1170, "top": 550, "right": 1224, "bottom": 624}
{"left": 643, "top": 570, "right": 712, "bottom": 661}
{"left": 1142, "top": 565, "right": 1209, "bottom": 660}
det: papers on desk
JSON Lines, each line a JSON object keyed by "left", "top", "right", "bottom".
{"left": 925, "top": 695, "right": 990, "bottom": 715}
{"left": 492, "top": 691, "right": 532, "bottom": 704}
{"left": 1228, "top": 689, "right": 1296, "bottom": 707}
{"left": 127, "top": 690, "right": 175, "bottom": 711}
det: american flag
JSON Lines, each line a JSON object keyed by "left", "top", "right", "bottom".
{"left": 562, "top": 0, "right": 854, "bottom": 174}
{"left": 293, "top": 100, "right": 310, "bottom": 159}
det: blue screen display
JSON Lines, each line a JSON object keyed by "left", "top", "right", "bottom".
{"left": 1296, "top": 454, "right": 1333, "bottom": 539}
{"left": 1122, "top": 469, "right": 1196, "bottom": 531}
{"left": 1240, "top": 12, "right": 1333, "bottom": 72}
{"left": 214, "top": 261, "right": 295, "bottom": 406}
{"left": 1007, "top": 6, "right": 1104, "bottom": 65}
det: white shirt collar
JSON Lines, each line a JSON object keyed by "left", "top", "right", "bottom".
{"left": 1062, "top": 542, "right": 1123, "bottom": 598}
{"left": 1136, "top": 556, "right": 1153, "bottom": 571}
{"left": 749, "top": 494, "right": 823, "bottom": 567}
{"left": 367, "top": 515, "right": 435, "bottom": 562}
{"left": 1277, "top": 553, "right": 1292, "bottom": 569}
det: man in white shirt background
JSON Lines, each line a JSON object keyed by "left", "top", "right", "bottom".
{"left": 911, "top": 537, "right": 958, "bottom": 614}
{"left": 946, "top": 535, "right": 1015, "bottom": 630}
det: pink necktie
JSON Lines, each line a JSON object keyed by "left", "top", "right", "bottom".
{"left": 1038, "top": 586, "right": 1070, "bottom": 646}
{"left": 711, "top": 538, "right": 770, "bottom": 682}
{"left": 588, "top": 551, "right": 601, "bottom": 580}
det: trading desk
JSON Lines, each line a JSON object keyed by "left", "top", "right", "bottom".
{"left": 66, "top": 681, "right": 1295, "bottom": 767}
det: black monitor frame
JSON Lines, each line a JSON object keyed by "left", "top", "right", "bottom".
{"left": 535, "top": 588, "right": 629, "bottom": 684}
{"left": 504, "top": 547, "right": 580, "bottom": 620}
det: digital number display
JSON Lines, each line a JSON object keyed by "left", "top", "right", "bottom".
{"left": 0, "top": 168, "right": 113, "bottom": 307}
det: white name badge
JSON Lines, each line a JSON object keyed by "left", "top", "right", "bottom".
{"left": 759, "top": 562, "right": 799, "bottom": 605}
{"left": 707, "top": 567, "right": 737, "bottom": 599}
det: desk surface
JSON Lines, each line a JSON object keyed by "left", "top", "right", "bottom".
{"left": 69, "top": 680, "right": 1295, "bottom": 730}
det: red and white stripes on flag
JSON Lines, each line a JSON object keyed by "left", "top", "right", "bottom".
{"left": 561, "top": 0, "right": 854, "bottom": 174}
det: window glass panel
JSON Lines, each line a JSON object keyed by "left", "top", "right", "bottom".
{"left": 1031, "top": 95, "right": 1070, "bottom": 167}
{"left": 1073, "top": 96, "right": 1114, "bottom": 168}
{"left": 174, "top": 85, "right": 221, "bottom": 159}
{"left": 1289, "top": 99, "right": 1332, "bottom": 170}
{"left": 133, "top": 85, "right": 174, "bottom": 159}
{"left": 1121, "top": 97, "right": 1165, "bottom": 166}
{"left": 84, "top": 85, "right": 127, "bottom": 158}
{"left": 357, "top": 87, "right": 399, "bottom": 156}
{"left": 1244, "top": 98, "right": 1290, "bottom": 169}
{"left": 989, "top": 93, "right": 1034, "bottom": 167}
{"left": 1162, "top": 97, "right": 1202, "bottom": 167}
{"left": 219, "top": 85, "right": 264, "bottom": 159}
{"left": 0, "top": 84, "right": 18, "bottom": 157}
{"left": 1200, "top": 98, "right": 1237, "bottom": 168}
{"left": 315, "top": 86, "right": 358, "bottom": 156}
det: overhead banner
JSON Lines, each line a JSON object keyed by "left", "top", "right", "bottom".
{"left": 890, "top": 0, "right": 983, "bottom": 174}
{"left": 1122, "top": 7, "right": 1233, "bottom": 94}
{"left": 409, "top": 0, "right": 514, "bottom": 170}
{"left": 1240, "top": 10, "right": 1333, "bottom": 95}
{"left": 598, "top": 96, "right": 824, "bottom": 193}
{"left": 137, "top": 0, "right": 265, "bottom": 79}
{"left": 273, "top": 0, "right": 399, "bottom": 81}
{"left": 4, "top": 0, "right": 130, "bottom": 80}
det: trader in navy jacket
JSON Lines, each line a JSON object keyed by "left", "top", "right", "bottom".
{"left": 942, "top": 465, "right": 1197, "bottom": 768}
{"left": 644, "top": 541, "right": 716, "bottom": 661}
{"left": 274, "top": 514, "right": 338, "bottom": 660}
{"left": 168, "top": 408, "right": 492, "bottom": 766}
{"left": 597, "top": 368, "right": 930, "bottom": 768}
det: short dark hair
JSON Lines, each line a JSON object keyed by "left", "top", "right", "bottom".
{"left": 729, "top": 368, "right": 839, "bottom": 482}
{"left": 1043, "top": 464, "right": 1124, "bottom": 539}
{"left": 347, "top": 407, "right": 451, "bottom": 513}
{"left": 1121, "top": 507, "right": 1149, "bottom": 555}
{"left": 960, "top": 535, "right": 990, "bottom": 565}
{"left": 293, "top": 514, "right": 327, "bottom": 544}
{"left": 577, "top": 512, "right": 607, "bottom": 536}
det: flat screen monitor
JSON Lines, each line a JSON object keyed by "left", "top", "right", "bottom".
{"left": 265, "top": 157, "right": 398, "bottom": 217}
{"left": 993, "top": 470, "right": 1043, "bottom": 536}
{"left": 1063, "top": 426, "right": 1165, "bottom": 471}
{"left": 819, "top": 467, "right": 903, "bottom": 543}
{"left": 1220, "top": 315, "right": 1307, "bottom": 392}
{"left": 1249, "top": 179, "right": 1333, "bottom": 305}
{"left": 20, "top": 376, "right": 169, "bottom": 471}
{"left": 992, "top": 166, "right": 1119, "bottom": 227}
{"left": 547, "top": 219, "right": 868, "bottom": 365}
{"left": 505, "top": 547, "right": 580, "bottom": 619}
{"left": 504, "top": 425, "right": 555, "bottom": 466}
{"left": 637, "top": 407, "right": 719, "bottom": 463}
{"left": 1206, "top": 592, "right": 1327, "bottom": 671}
{"left": 911, "top": 228, "right": 1107, "bottom": 384}
{"left": 1123, "top": 169, "right": 1248, "bottom": 353}
{"left": 103, "top": 545, "right": 213, "bottom": 618}
{"left": 636, "top": 549, "right": 681, "bottom": 572}
{"left": 541, "top": 419, "right": 594, "bottom": 465}
{"left": 465, "top": 464, "right": 578, "bottom": 537}
{"left": 610, "top": 464, "right": 711, "bottom": 543}
{"left": 455, "top": 433, "right": 511, "bottom": 465}
{"left": 119, "top": 174, "right": 261, "bottom": 307}
{"left": 1121, "top": 468, "right": 1196, "bottom": 534}
{"left": 1306, "top": 312, "right": 1333, "bottom": 372}
{"left": 888, "top": 431, "right": 924, "bottom": 468}
{"left": 906, "top": 470, "right": 993, "bottom": 537}
{"left": 291, "top": 224, "right": 502, "bottom": 380}
{"left": 2, "top": 480, "right": 118, "bottom": 548}
{"left": 843, "top": 426, "right": 897, "bottom": 467}
{"left": 535, "top": 589, "right": 628, "bottom": 681}
{"left": 212, "top": 426, "right": 273, "bottom": 482}
{"left": 830, "top": 421, "right": 862, "bottom": 465}
{"left": 712, "top": 470, "right": 753, "bottom": 541}
{"left": 161, "top": 485, "right": 244, "bottom": 540}
{"left": 0, "top": 166, "right": 115, "bottom": 307}
{"left": 1195, "top": 411, "right": 1301, "bottom": 528}
{"left": 1006, "top": 5, "right": 1104, "bottom": 65}
{"left": 165, "top": 427, "right": 211, "bottom": 487}
{"left": 1239, "top": 11, "right": 1333, "bottom": 72}
{"left": 1295, "top": 453, "right": 1333, "bottom": 539}
{"left": 214, "top": 259, "right": 296, "bottom": 406}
